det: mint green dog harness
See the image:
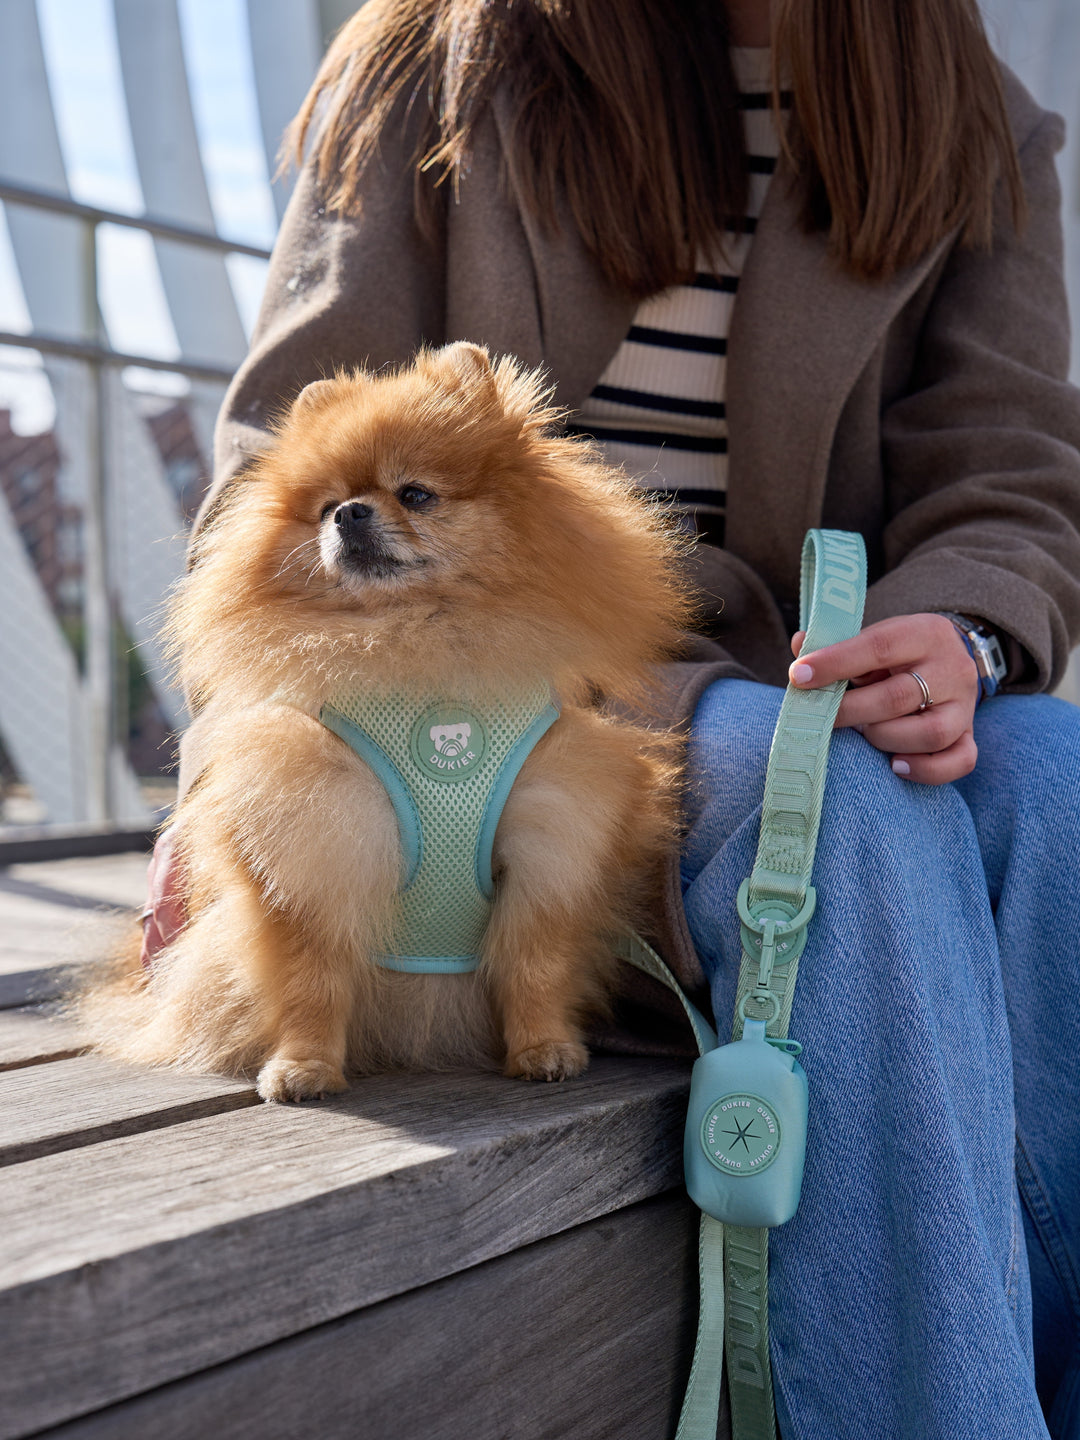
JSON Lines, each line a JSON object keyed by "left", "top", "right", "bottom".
{"left": 319, "top": 685, "right": 559, "bottom": 972}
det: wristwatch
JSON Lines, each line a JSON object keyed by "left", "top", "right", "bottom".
{"left": 938, "top": 612, "right": 1008, "bottom": 702}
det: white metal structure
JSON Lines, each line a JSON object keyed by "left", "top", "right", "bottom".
{"left": 0, "top": 0, "right": 142, "bottom": 822}
{"left": 0, "top": 0, "right": 321, "bottom": 826}
{"left": 246, "top": 0, "right": 323, "bottom": 224}
{"left": 981, "top": 0, "right": 1080, "bottom": 378}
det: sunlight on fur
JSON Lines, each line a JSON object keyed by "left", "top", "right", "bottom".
{"left": 76, "top": 343, "right": 695, "bottom": 1101}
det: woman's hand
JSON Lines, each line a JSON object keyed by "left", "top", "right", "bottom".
{"left": 788, "top": 613, "right": 980, "bottom": 784}
{"left": 138, "top": 824, "right": 188, "bottom": 968}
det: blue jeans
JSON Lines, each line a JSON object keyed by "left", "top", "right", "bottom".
{"left": 681, "top": 682, "right": 1080, "bottom": 1440}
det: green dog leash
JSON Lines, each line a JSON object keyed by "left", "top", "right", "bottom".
{"left": 622, "top": 528, "right": 867, "bottom": 1440}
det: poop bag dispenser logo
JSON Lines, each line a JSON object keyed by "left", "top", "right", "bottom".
{"left": 410, "top": 706, "right": 488, "bottom": 782}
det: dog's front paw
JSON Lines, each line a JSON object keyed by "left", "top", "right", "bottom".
{"left": 257, "top": 1055, "right": 348, "bottom": 1103}
{"left": 505, "top": 1040, "right": 589, "bottom": 1082}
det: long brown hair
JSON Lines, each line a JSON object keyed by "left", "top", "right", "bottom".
{"left": 290, "top": 0, "right": 1024, "bottom": 295}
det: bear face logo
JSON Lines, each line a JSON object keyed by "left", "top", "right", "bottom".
{"left": 411, "top": 707, "right": 487, "bottom": 782}
{"left": 429, "top": 722, "right": 472, "bottom": 758}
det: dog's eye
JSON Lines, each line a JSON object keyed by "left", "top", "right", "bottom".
{"left": 398, "top": 484, "right": 436, "bottom": 510}
{"left": 319, "top": 501, "right": 337, "bottom": 522}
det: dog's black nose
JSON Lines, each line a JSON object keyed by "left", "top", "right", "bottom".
{"left": 334, "top": 501, "right": 373, "bottom": 539}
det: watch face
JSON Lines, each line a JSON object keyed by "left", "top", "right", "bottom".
{"left": 982, "top": 633, "right": 1008, "bottom": 683}
{"left": 941, "top": 614, "right": 1007, "bottom": 692}
{"left": 700, "top": 1094, "right": 781, "bottom": 1176}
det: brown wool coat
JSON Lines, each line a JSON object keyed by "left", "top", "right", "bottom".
{"left": 195, "top": 66, "right": 1080, "bottom": 1037}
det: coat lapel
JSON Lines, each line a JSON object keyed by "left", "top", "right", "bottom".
{"left": 725, "top": 162, "right": 953, "bottom": 603}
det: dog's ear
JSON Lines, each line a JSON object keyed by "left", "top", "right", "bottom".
{"left": 429, "top": 342, "right": 496, "bottom": 398}
{"left": 292, "top": 378, "right": 338, "bottom": 413}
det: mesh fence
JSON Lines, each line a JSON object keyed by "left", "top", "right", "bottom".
{"left": 0, "top": 353, "right": 212, "bottom": 830}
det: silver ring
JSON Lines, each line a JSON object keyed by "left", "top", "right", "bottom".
{"left": 909, "top": 670, "right": 933, "bottom": 713}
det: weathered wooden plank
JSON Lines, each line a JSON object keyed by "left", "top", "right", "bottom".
{"left": 0, "top": 1007, "right": 86, "bottom": 1070}
{"left": 0, "top": 1058, "right": 690, "bottom": 1437}
{"left": 0, "top": 1054, "right": 258, "bottom": 1166}
{"left": 34, "top": 1192, "right": 710, "bottom": 1440}
{"left": 0, "top": 937, "right": 116, "bottom": 1010}
{"left": 0, "top": 854, "right": 146, "bottom": 1009}
{"left": 0, "top": 967, "right": 76, "bottom": 1009}
{"left": 0, "top": 827, "right": 157, "bottom": 866}
{"left": 0, "top": 854, "right": 152, "bottom": 908}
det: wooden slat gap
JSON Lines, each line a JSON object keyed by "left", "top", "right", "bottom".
{"left": 0, "top": 1047, "right": 89, "bottom": 1074}
{"left": 0, "top": 970, "right": 89, "bottom": 1011}
{"left": 0, "top": 1088, "right": 261, "bottom": 1168}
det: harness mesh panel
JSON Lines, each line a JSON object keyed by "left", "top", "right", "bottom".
{"left": 323, "top": 684, "right": 555, "bottom": 968}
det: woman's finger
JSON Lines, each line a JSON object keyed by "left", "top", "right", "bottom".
{"left": 790, "top": 613, "right": 962, "bottom": 689}
{"left": 890, "top": 731, "right": 979, "bottom": 785}
{"left": 836, "top": 670, "right": 953, "bottom": 728}
{"left": 860, "top": 703, "right": 970, "bottom": 756}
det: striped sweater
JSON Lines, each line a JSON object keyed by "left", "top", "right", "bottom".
{"left": 573, "top": 47, "right": 789, "bottom": 548}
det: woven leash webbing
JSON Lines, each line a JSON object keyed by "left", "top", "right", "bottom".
{"left": 726, "top": 529, "right": 866, "bottom": 1440}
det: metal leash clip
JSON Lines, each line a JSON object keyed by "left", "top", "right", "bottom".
{"left": 736, "top": 880, "right": 817, "bottom": 990}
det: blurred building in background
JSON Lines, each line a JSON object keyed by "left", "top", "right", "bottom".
{"left": 0, "top": 0, "right": 1076, "bottom": 833}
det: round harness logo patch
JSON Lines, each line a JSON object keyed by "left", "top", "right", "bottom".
{"left": 410, "top": 706, "right": 488, "bottom": 783}
{"left": 700, "top": 1093, "right": 782, "bottom": 1176}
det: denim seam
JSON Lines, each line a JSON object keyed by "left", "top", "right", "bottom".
{"left": 1015, "top": 1132, "right": 1080, "bottom": 1318}
{"left": 771, "top": 1336, "right": 801, "bottom": 1440}
{"left": 1006, "top": 1180, "right": 1023, "bottom": 1317}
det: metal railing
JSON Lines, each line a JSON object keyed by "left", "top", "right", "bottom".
{"left": 0, "top": 179, "right": 271, "bottom": 835}
{"left": 0, "top": 179, "right": 269, "bottom": 382}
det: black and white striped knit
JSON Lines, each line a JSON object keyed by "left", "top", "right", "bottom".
{"left": 573, "top": 48, "right": 788, "bottom": 548}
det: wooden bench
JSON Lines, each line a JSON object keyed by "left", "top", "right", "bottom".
{"left": 0, "top": 855, "right": 705, "bottom": 1440}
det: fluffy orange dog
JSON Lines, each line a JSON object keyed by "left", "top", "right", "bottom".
{"left": 81, "top": 344, "right": 691, "bottom": 1101}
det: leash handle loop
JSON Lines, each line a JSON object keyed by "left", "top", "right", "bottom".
{"left": 735, "top": 530, "right": 867, "bottom": 1038}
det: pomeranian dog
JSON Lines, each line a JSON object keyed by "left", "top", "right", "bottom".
{"left": 80, "top": 343, "right": 692, "bottom": 1101}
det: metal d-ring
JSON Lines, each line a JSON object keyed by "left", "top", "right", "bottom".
{"left": 739, "top": 989, "right": 781, "bottom": 1024}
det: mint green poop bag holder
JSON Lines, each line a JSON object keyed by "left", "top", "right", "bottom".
{"left": 621, "top": 527, "right": 866, "bottom": 1440}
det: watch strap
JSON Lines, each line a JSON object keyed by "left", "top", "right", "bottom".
{"left": 937, "top": 612, "right": 1007, "bottom": 701}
